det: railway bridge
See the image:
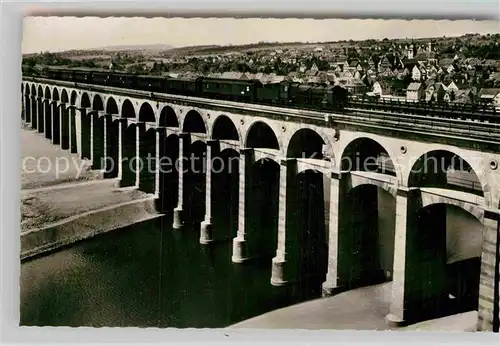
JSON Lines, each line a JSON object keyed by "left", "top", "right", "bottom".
{"left": 21, "top": 78, "right": 500, "bottom": 332}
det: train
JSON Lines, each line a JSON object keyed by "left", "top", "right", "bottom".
{"left": 22, "top": 65, "right": 349, "bottom": 112}
{"left": 21, "top": 65, "right": 498, "bottom": 118}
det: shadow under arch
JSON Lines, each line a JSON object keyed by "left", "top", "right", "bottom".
{"left": 407, "top": 202, "right": 483, "bottom": 322}
{"left": 158, "top": 133, "right": 179, "bottom": 211}
{"left": 79, "top": 92, "right": 92, "bottom": 160}
{"left": 51, "top": 88, "right": 61, "bottom": 145}
{"left": 247, "top": 158, "right": 280, "bottom": 260}
{"left": 80, "top": 92, "right": 91, "bottom": 108}
{"left": 286, "top": 128, "right": 329, "bottom": 160}
{"left": 138, "top": 127, "right": 157, "bottom": 194}
{"left": 23, "top": 84, "right": 31, "bottom": 123}
{"left": 184, "top": 140, "right": 207, "bottom": 225}
{"left": 69, "top": 91, "right": 78, "bottom": 153}
{"left": 92, "top": 94, "right": 104, "bottom": 112}
{"left": 159, "top": 106, "right": 179, "bottom": 127}
{"left": 183, "top": 110, "right": 206, "bottom": 134}
{"left": 121, "top": 123, "right": 137, "bottom": 187}
{"left": 286, "top": 168, "right": 329, "bottom": 297}
{"left": 211, "top": 115, "right": 240, "bottom": 141}
{"left": 106, "top": 97, "right": 119, "bottom": 115}
{"left": 91, "top": 95, "right": 105, "bottom": 169}
{"left": 43, "top": 86, "right": 53, "bottom": 140}
{"left": 408, "top": 150, "right": 485, "bottom": 198}
{"left": 337, "top": 184, "right": 396, "bottom": 290}
{"left": 245, "top": 121, "right": 280, "bottom": 150}
{"left": 121, "top": 99, "right": 135, "bottom": 118}
{"left": 340, "top": 137, "right": 398, "bottom": 177}
{"left": 139, "top": 102, "right": 156, "bottom": 123}
{"left": 211, "top": 147, "right": 240, "bottom": 241}
{"left": 60, "top": 89, "right": 71, "bottom": 150}
{"left": 30, "top": 85, "right": 38, "bottom": 129}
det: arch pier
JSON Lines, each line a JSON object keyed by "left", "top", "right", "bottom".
{"left": 21, "top": 80, "right": 500, "bottom": 332}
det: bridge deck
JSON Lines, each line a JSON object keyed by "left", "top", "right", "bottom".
{"left": 23, "top": 77, "right": 500, "bottom": 152}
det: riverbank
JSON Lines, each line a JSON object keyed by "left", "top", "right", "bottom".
{"left": 20, "top": 127, "right": 162, "bottom": 260}
{"left": 21, "top": 126, "right": 101, "bottom": 190}
{"left": 228, "top": 282, "right": 478, "bottom": 332}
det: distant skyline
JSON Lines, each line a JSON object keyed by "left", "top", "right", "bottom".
{"left": 22, "top": 17, "right": 500, "bottom": 54}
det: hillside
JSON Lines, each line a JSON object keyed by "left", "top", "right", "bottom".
{"left": 90, "top": 44, "right": 175, "bottom": 52}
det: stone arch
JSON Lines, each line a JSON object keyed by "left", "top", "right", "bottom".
{"left": 92, "top": 94, "right": 104, "bottom": 111}
{"left": 121, "top": 99, "right": 135, "bottom": 118}
{"left": 52, "top": 86, "right": 59, "bottom": 100}
{"left": 245, "top": 121, "right": 280, "bottom": 150}
{"left": 80, "top": 92, "right": 91, "bottom": 108}
{"left": 31, "top": 85, "right": 36, "bottom": 96}
{"left": 70, "top": 90, "right": 78, "bottom": 105}
{"left": 158, "top": 105, "right": 179, "bottom": 127}
{"left": 44, "top": 85, "right": 51, "bottom": 99}
{"left": 61, "top": 89, "right": 69, "bottom": 104}
{"left": 349, "top": 178, "right": 398, "bottom": 198}
{"left": 183, "top": 109, "right": 206, "bottom": 133}
{"left": 286, "top": 128, "right": 330, "bottom": 160}
{"left": 52, "top": 88, "right": 59, "bottom": 102}
{"left": 420, "top": 192, "right": 484, "bottom": 222}
{"left": 106, "top": 97, "right": 119, "bottom": 115}
{"left": 138, "top": 102, "right": 156, "bottom": 122}
{"left": 212, "top": 114, "right": 240, "bottom": 141}
{"left": 37, "top": 85, "right": 43, "bottom": 97}
{"left": 407, "top": 150, "right": 486, "bottom": 201}
{"left": 340, "top": 136, "right": 400, "bottom": 179}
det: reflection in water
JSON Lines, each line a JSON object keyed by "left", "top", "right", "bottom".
{"left": 20, "top": 193, "right": 481, "bottom": 327}
{"left": 21, "top": 214, "right": 319, "bottom": 327}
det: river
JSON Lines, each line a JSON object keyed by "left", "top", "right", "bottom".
{"left": 20, "top": 189, "right": 482, "bottom": 327}
{"left": 20, "top": 213, "right": 324, "bottom": 328}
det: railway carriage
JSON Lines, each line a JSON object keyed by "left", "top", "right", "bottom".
{"left": 135, "top": 75, "right": 166, "bottom": 93}
{"left": 165, "top": 76, "right": 201, "bottom": 96}
{"left": 72, "top": 68, "right": 93, "bottom": 83}
{"left": 92, "top": 71, "right": 111, "bottom": 86}
{"left": 199, "top": 77, "right": 261, "bottom": 103}
{"left": 255, "top": 82, "right": 282, "bottom": 105}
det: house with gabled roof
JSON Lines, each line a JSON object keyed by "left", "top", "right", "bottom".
{"left": 478, "top": 88, "right": 500, "bottom": 106}
{"left": 406, "top": 82, "right": 424, "bottom": 101}
{"left": 372, "top": 80, "right": 393, "bottom": 96}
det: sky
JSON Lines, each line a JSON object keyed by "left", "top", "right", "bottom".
{"left": 21, "top": 17, "right": 500, "bottom": 54}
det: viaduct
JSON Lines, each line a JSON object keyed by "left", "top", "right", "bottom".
{"left": 21, "top": 77, "right": 500, "bottom": 332}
